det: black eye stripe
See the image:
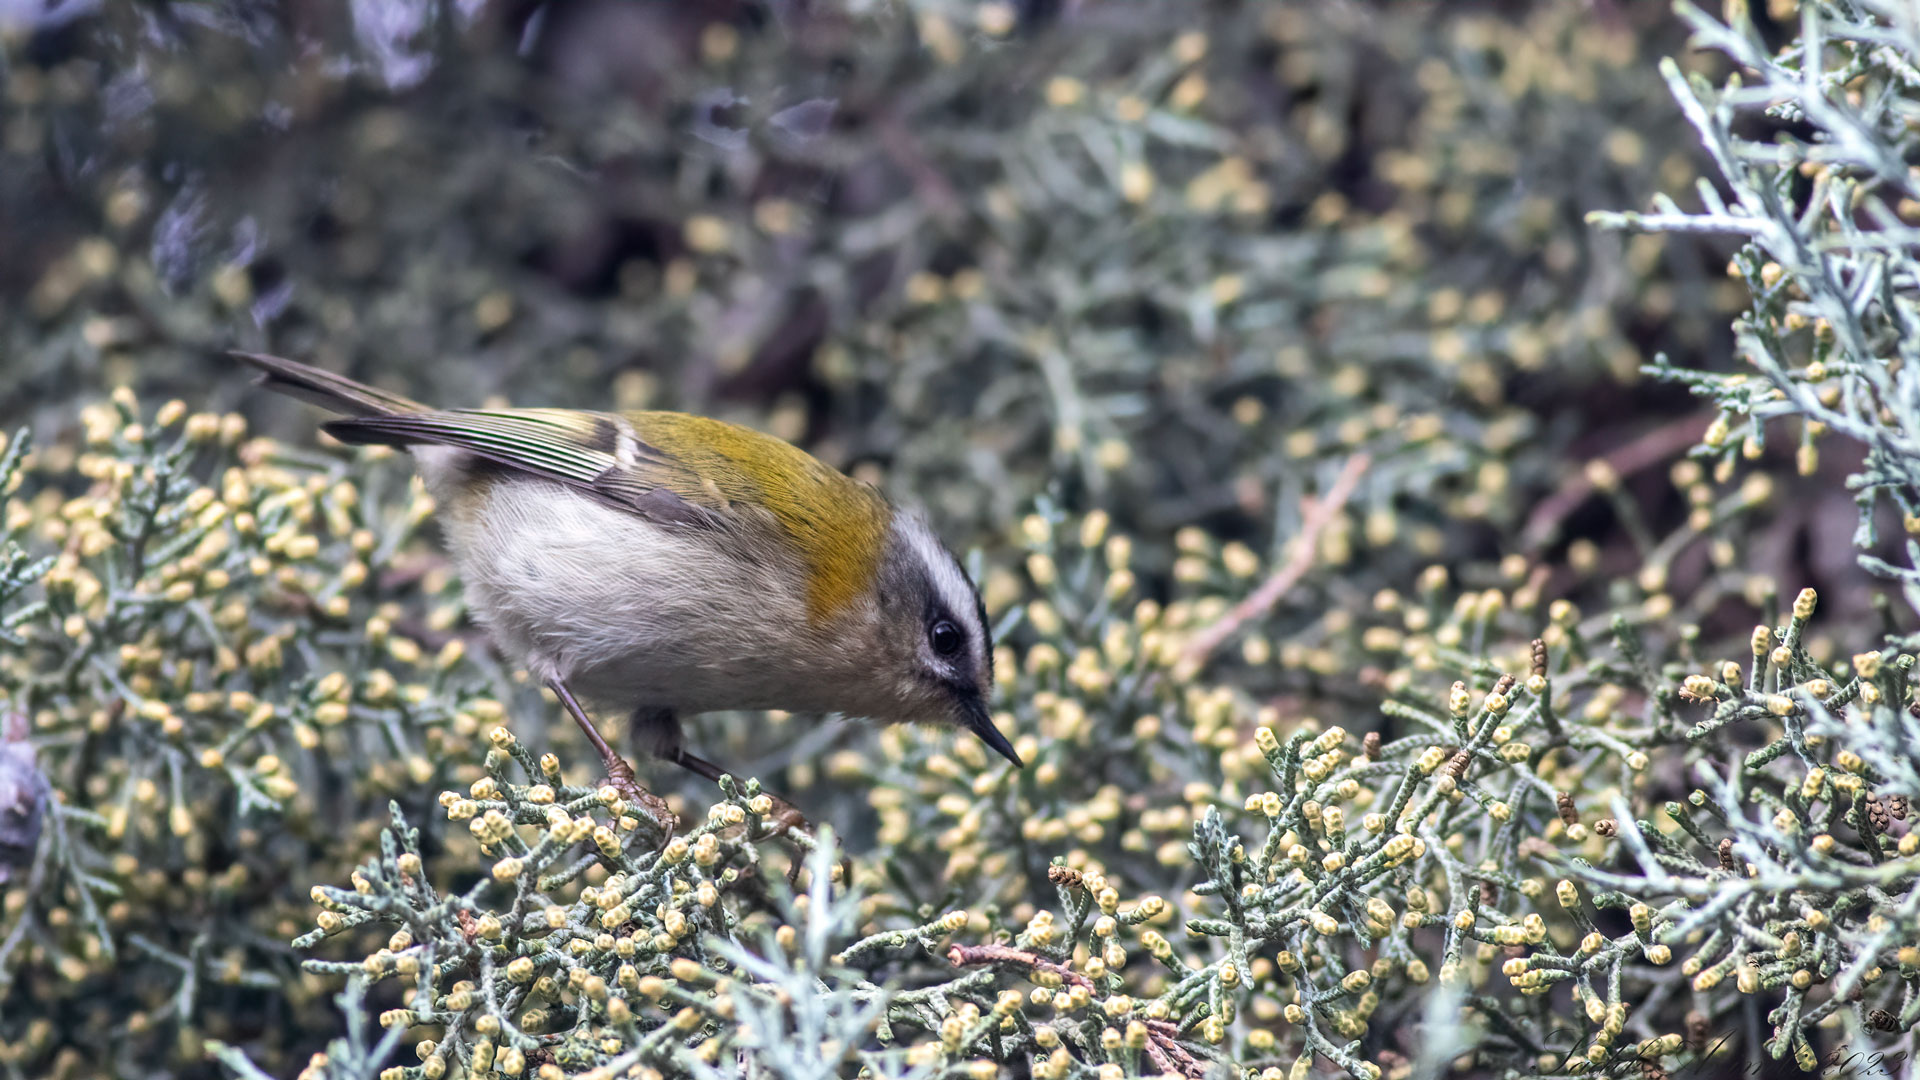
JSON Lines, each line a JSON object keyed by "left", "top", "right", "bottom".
{"left": 973, "top": 590, "right": 992, "bottom": 679}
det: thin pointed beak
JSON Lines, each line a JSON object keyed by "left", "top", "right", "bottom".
{"left": 964, "top": 696, "right": 1024, "bottom": 768}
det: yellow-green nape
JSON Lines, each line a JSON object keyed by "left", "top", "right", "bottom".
{"left": 625, "top": 411, "right": 891, "bottom": 623}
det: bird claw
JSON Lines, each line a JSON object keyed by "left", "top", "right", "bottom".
{"left": 601, "top": 753, "right": 678, "bottom": 840}
{"left": 756, "top": 790, "right": 811, "bottom": 838}
{"left": 662, "top": 749, "right": 852, "bottom": 889}
{"left": 745, "top": 791, "right": 851, "bottom": 889}
{"left": 546, "top": 679, "right": 677, "bottom": 841}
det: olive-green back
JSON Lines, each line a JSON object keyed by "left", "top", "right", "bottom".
{"left": 625, "top": 411, "right": 891, "bottom": 622}
{"left": 323, "top": 404, "right": 891, "bottom": 624}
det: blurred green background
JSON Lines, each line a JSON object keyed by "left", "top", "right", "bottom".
{"left": 5, "top": 0, "right": 1736, "bottom": 534}
{"left": 4, "top": 0, "right": 1880, "bottom": 1077}
{"left": 20, "top": 0, "right": 1866, "bottom": 644}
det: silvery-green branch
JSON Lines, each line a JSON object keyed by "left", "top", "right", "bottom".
{"left": 1593, "top": 0, "right": 1920, "bottom": 608}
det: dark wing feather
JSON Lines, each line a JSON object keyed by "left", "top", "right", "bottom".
{"left": 325, "top": 409, "right": 727, "bottom": 526}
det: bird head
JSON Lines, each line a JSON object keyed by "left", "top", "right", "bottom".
{"left": 832, "top": 512, "right": 1020, "bottom": 768}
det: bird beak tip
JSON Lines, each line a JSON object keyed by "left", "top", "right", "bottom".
{"left": 967, "top": 708, "right": 1024, "bottom": 769}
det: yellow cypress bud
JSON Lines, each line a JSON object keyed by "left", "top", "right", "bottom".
{"left": 1793, "top": 588, "right": 1816, "bottom": 619}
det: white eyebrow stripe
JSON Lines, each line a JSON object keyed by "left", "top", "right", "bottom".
{"left": 900, "top": 514, "right": 982, "bottom": 631}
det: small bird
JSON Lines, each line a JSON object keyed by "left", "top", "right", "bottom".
{"left": 236, "top": 352, "right": 1020, "bottom": 817}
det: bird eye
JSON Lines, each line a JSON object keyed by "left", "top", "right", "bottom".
{"left": 929, "top": 620, "right": 962, "bottom": 656}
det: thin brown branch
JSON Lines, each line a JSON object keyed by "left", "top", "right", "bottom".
{"left": 1520, "top": 413, "right": 1709, "bottom": 551}
{"left": 945, "top": 943, "right": 1093, "bottom": 990}
{"left": 1140, "top": 1034, "right": 1185, "bottom": 1078}
{"left": 1179, "top": 453, "right": 1370, "bottom": 672}
{"left": 1143, "top": 1020, "right": 1207, "bottom": 1078}
{"left": 947, "top": 945, "right": 1209, "bottom": 1078}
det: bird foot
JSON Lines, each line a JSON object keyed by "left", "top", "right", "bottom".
{"left": 751, "top": 791, "right": 852, "bottom": 889}
{"left": 668, "top": 749, "right": 851, "bottom": 888}
{"left": 545, "top": 679, "right": 677, "bottom": 840}
{"left": 601, "top": 753, "right": 678, "bottom": 839}
{"left": 755, "top": 789, "right": 811, "bottom": 838}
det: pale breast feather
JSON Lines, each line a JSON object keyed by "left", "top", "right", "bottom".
{"left": 438, "top": 474, "right": 815, "bottom": 712}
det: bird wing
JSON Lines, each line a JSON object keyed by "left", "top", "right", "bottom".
{"left": 324, "top": 409, "right": 731, "bottom": 526}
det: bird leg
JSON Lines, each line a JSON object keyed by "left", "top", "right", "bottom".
{"left": 548, "top": 680, "right": 675, "bottom": 836}
{"left": 670, "top": 748, "right": 845, "bottom": 888}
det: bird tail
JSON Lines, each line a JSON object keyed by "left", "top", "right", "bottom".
{"left": 232, "top": 351, "right": 426, "bottom": 418}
